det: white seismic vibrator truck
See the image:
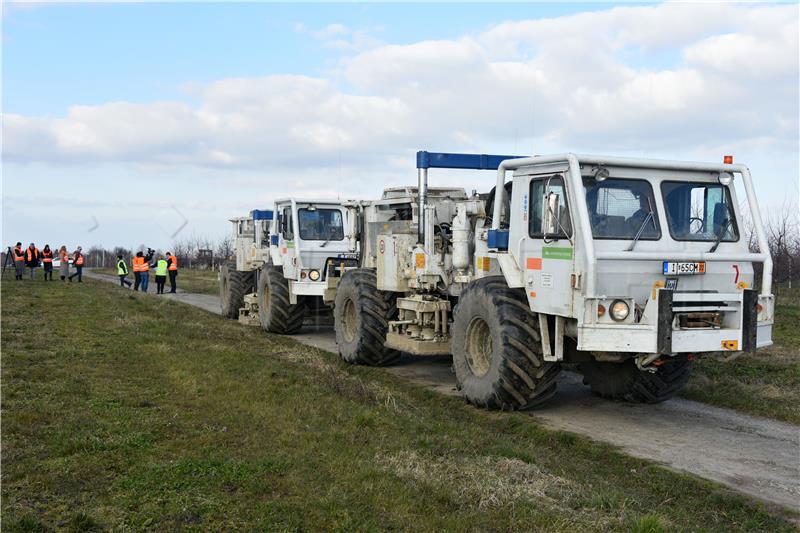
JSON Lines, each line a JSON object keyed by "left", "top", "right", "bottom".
{"left": 334, "top": 151, "right": 774, "bottom": 410}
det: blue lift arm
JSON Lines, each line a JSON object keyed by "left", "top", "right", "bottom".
{"left": 414, "top": 151, "right": 527, "bottom": 250}
{"left": 416, "top": 151, "right": 527, "bottom": 170}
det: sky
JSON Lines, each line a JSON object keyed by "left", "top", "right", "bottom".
{"left": 2, "top": 1, "right": 799, "bottom": 251}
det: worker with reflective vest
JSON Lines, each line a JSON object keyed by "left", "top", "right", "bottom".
{"left": 25, "top": 243, "right": 41, "bottom": 280}
{"left": 132, "top": 251, "right": 148, "bottom": 292}
{"left": 68, "top": 246, "right": 84, "bottom": 282}
{"left": 166, "top": 252, "right": 178, "bottom": 293}
{"left": 12, "top": 242, "right": 25, "bottom": 280}
{"left": 116, "top": 254, "right": 132, "bottom": 288}
{"left": 58, "top": 246, "right": 70, "bottom": 281}
{"left": 41, "top": 245, "right": 54, "bottom": 281}
{"left": 154, "top": 255, "right": 169, "bottom": 294}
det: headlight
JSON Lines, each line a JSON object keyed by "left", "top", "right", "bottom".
{"left": 609, "top": 300, "right": 630, "bottom": 321}
{"left": 308, "top": 269, "right": 321, "bottom": 281}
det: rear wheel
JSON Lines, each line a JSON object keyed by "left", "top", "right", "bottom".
{"left": 334, "top": 269, "right": 399, "bottom": 366}
{"left": 451, "top": 276, "right": 561, "bottom": 410}
{"left": 257, "top": 265, "right": 305, "bottom": 334}
{"left": 219, "top": 260, "right": 253, "bottom": 319}
{"left": 579, "top": 357, "right": 693, "bottom": 403}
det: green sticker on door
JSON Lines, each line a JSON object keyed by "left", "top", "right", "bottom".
{"left": 542, "top": 247, "right": 573, "bottom": 260}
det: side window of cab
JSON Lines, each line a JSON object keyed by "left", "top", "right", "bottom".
{"left": 282, "top": 207, "right": 293, "bottom": 240}
{"left": 529, "top": 175, "right": 572, "bottom": 240}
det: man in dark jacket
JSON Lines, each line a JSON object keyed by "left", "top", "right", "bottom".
{"left": 25, "top": 242, "right": 41, "bottom": 280}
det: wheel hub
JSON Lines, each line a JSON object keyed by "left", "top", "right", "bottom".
{"left": 341, "top": 298, "right": 358, "bottom": 343}
{"left": 464, "top": 317, "right": 492, "bottom": 377}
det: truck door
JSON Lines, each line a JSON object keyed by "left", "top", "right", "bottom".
{"left": 524, "top": 174, "right": 575, "bottom": 317}
{"left": 279, "top": 205, "right": 300, "bottom": 280}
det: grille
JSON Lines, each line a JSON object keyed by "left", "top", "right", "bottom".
{"left": 677, "top": 312, "right": 722, "bottom": 329}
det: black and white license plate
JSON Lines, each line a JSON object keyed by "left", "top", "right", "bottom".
{"left": 663, "top": 261, "right": 705, "bottom": 275}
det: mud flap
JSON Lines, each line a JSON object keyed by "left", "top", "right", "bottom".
{"left": 656, "top": 289, "right": 673, "bottom": 354}
{"left": 741, "top": 289, "right": 758, "bottom": 353}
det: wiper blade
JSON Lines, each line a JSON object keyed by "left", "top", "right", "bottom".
{"left": 319, "top": 228, "right": 335, "bottom": 248}
{"left": 627, "top": 211, "right": 654, "bottom": 251}
{"left": 708, "top": 219, "right": 731, "bottom": 253}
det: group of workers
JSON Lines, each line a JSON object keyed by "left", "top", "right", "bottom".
{"left": 10, "top": 241, "right": 179, "bottom": 295}
{"left": 11, "top": 242, "right": 85, "bottom": 282}
{"left": 115, "top": 249, "right": 179, "bottom": 294}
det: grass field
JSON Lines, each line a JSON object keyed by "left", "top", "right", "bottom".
{"left": 94, "top": 267, "right": 220, "bottom": 295}
{"left": 683, "top": 285, "right": 800, "bottom": 424}
{"left": 2, "top": 276, "right": 796, "bottom": 532}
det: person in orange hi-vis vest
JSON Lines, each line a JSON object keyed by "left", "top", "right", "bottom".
{"left": 12, "top": 242, "right": 25, "bottom": 280}
{"left": 68, "top": 246, "right": 84, "bottom": 282}
{"left": 41, "top": 244, "right": 54, "bottom": 281}
{"left": 58, "top": 246, "right": 70, "bottom": 281}
{"left": 132, "top": 252, "right": 145, "bottom": 292}
{"left": 166, "top": 252, "right": 178, "bottom": 293}
{"left": 25, "top": 242, "right": 41, "bottom": 280}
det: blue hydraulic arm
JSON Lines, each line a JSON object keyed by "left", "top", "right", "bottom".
{"left": 416, "top": 151, "right": 527, "bottom": 170}
{"left": 415, "top": 151, "right": 527, "bottom": 248}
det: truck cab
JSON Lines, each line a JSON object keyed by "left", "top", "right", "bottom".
{"left": 494, "top": 155, "right": 774, "bottom": 361}
{"left": 269, "top": 198, "right": 358, "bottom": 303}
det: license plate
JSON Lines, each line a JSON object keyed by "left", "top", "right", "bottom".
{"left": 663, "top": 261, "right": 705, "bottom": 275}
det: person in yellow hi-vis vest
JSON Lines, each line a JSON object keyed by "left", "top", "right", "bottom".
{"left": 154, "top": 255, "right": 169, "bottom": 294}
{"left": 116, "top": 254, "right": 133, "bottom": 288}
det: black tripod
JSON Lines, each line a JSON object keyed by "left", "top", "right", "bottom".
{"left": 2, "top": 246, "right": 17, "bottom": 279}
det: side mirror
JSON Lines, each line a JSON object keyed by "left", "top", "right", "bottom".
{"left": 542, "top": 192, "right": 561, "bottom": 236}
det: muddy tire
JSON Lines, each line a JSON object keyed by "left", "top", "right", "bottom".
{"left": 579, "top": 357, "right": 693, "bottom": 403}
{"left": 334, "top": 269, "right": 399, "bottom": 366}
{"left": 257, "top": 265, "right": 305, "bottom": 334}
{"left": 451, "top": 276, "right": 561, "bottom": 410}
{"left": 219, "top": 261, "right": 253, "bottom": 319}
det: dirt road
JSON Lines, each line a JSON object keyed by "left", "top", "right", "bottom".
{"left": 86, "top": 271, "right": 800, "bottom": 511}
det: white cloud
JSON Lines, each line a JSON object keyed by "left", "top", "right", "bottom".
{"left": 4, "top": 2, "right": 797, "bottom": 181}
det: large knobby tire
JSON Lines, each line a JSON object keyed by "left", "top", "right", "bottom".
{"left": 334, "top": 269, "right": 400, "bottom": 366}
{"left": 257, "top": 265, "right": 305, "bottom": 334}
{"left": 578, "top": 357, "right": 693, "bottom": 403}
{"left": 451, "top": 276, "right": 561, "bottom": 410}
{"left": 219, "top": 261, "right": 253, "bottom": 319}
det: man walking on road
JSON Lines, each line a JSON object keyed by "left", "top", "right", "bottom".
{"left": 13, "top": 242, "right": 25, "bottom": 280}
{"left": 25, "top": 243, "right": 41, "bottom": 280}
{"left": 166, "top": 252, "right": 178, "bottom": 293}
{"left": 116, "top": 254, "right": 132, "bottom": 288}
{"left": 68, "top": 247, "right": 84, "bottom": 282}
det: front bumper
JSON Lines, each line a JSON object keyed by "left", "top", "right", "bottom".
{"left": 577, "top": 289, "right": 773, "bottom": 354}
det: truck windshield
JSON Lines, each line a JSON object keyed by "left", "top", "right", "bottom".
{"left": 661, "top": 182, "right": 738, "bottom": 242}
{"left": 583, "top": 178, "right": 661, "bottom": 240}
{"left": 298, "top": 208, "right": 344, "bottom": 241}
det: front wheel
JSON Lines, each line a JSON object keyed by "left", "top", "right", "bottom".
{"left": 578, "top": 357, "right": 693, "bottom": 403}
{"left": 451, "top": 276, "right": 561, "bottom": 410}
{"left": 257, "top": 265, "right": 305, "bottom": 334}
{"left": 334, "top": 269, "right": 399, "bottom": 366}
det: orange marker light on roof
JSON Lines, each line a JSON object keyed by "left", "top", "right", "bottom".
{"left": 723, "top": 155, "right": 733, "bottom": 164}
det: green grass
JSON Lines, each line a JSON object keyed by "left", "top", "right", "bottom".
{"left": 683, "top": 285, "right": 800, "bottom": 424}
{"left": 2, "top": 276, "right": 796, "bottom": 531}
{"left": 94, "top": 267, "right": 220, "bottom": 295}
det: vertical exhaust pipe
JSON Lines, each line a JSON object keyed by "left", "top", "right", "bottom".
{"left": 418, "top": 167, "right": 427, "bottom": 245}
